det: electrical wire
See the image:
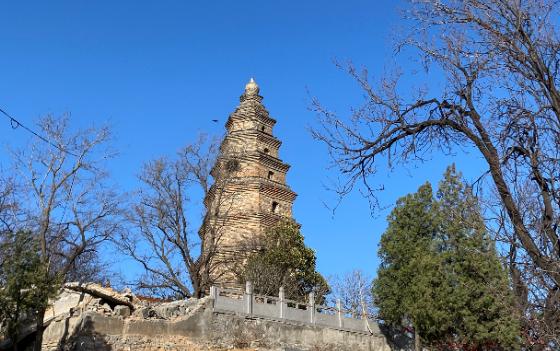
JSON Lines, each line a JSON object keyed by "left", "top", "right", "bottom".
{"left": 0, "top": 107, "right": 78, "bottom": 157}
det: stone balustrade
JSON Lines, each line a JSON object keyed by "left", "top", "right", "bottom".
{"left": 210, "top": 281, "right": 380, "bottom": 334}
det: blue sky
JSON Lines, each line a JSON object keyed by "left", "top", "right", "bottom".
{"left": 0, "top": 1, "right": 487, "bottom": 281}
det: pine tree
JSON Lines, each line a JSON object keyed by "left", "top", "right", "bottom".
{"left": 373, "top": 183, "right": 449, "bottom": 350}
{"left": 373, "top": 166, "right": 519, "bottom": 350}
{"left": 434, "top": 165, "right": 519, "bottom": 349}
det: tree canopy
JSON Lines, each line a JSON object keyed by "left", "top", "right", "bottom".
{"left": 0, "top": 231, "right": 57, "bottom": 350}
{"left": 373, "top": 166, "right": 519, "bottom": 350}
{"left": 312, "top": 1, "right": 560, "bottom": 344}
{"left": 240, "top": 221, "right": 330, "bottom": 302}
{"left": 1, "top": 114, "right": 121, "bottom": 350}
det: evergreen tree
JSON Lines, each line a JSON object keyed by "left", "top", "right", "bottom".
{"left": 373, "top": 165, "right": 519, "bottom": 350}
{"left": 434, "top": 165, "right": 519, "bottom": 349}
{"left": 0, "top": 231, "right": 57, "bottom": 350}
{"left": 240, "top": 221, "right": 329, "bottom": 302}
{"left": 373, "top": 183, "right": 450, "bottom": 350}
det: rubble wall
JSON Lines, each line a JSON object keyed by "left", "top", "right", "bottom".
{"left": 42, "top": 296, "right": 391, "bottom": 351}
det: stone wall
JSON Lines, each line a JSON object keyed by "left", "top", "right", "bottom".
{"left": 40, "top": 287, "right": 393, "bottom": 351}
{"left": 43, "top": 303, "right": 392, "bottom": 351}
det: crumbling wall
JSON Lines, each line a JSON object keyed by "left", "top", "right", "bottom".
{"left": 41, "top": 284, "right": 392, "bottom": 351}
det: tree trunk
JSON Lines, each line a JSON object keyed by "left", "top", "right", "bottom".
{"left": 9, "top": 321, "right": 19, "bottom": 351}
{"left": 33, "top": 306, "right": 46, "bottom": 351}
{"left": 414, "top": 328, "right": 421, "bottom": 351}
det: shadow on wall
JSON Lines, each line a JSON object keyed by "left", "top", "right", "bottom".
{"left": 0, "top": 332, "right": 36, "bottom": 351}
{"left": 58, "top": 315, "right": 112, "bottom": 351}
{"left": 378, "top": 324, "right": 413, "bottom": 351}
{"left": 1, "top": 316, "right": 112, "bottom": 351}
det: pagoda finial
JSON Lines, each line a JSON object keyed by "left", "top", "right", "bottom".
{"left": 244, "top": 77, "right": 259, "bottom": 96}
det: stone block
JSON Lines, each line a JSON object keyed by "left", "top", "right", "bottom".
{"left": 132, "top": 307, "right": 159, "bottom": 319}
{"left": 114, "top": 305, "right": 131, "bottom": 318}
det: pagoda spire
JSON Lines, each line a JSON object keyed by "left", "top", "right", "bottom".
{"left": 245, "top": 78, "right": 259, "bottom": 95}
{"left": 240, "top": 77, "right": 263, "bottom": 103}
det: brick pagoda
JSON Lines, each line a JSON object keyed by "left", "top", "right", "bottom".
{"left": 201, "top": 78, "right": 297, "bottom": 286}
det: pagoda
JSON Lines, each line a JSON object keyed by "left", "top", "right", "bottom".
{"left": 201, "top": 78, "right": 297, "bottom": 286}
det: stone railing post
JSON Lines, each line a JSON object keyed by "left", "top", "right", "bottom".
{"left": 209, "top": 286, "right": 216, "bottom": 307}
{"left": 308, "top": 291, "right": 315, "bottom": 324}
{"left": 210, "top": 286, "right": 220, "bottom": 308}
{"left": 361, "top": 309, "right": 372, "bottom": 333}
{"left": 363, "top": 313, "right": 371, "bottom": 333}
{"left": 278, "top": 286, "right": 286, "bottom": 319}
{"left": 244, "top": 281, "right": 253, "bottom": 315}
{"left": 336, "top": 299, "right": 342, "bottom": 328}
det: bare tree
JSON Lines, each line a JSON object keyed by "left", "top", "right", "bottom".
{"left": 312, "top": 0, "right": 560, "bottom": 346}
{"left": 0, "top": 176, "right": 18, "bottom": 282}
{"left": 329, "top": 270, "right": 375, "bottom": 319}
{"left": 9, "top": 114, "right": 121, "bottom": 350}
{"left": 0, "top": 177, "right": 20, "bottom": 340}
{"left": 0, "top": 175, "right": 18, "bottom": 235}
{"left": 118, "top": 135, "right": 238, "bottom": 298}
